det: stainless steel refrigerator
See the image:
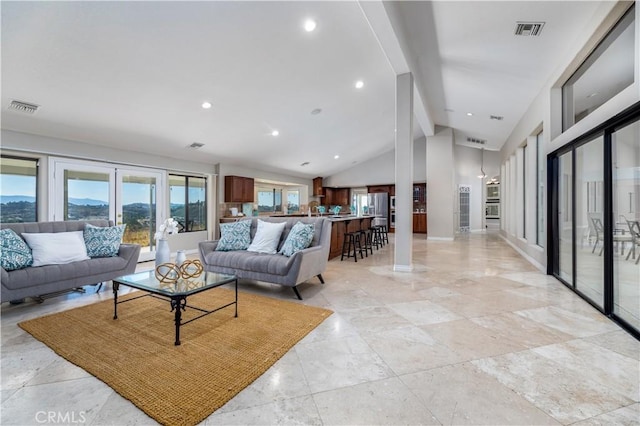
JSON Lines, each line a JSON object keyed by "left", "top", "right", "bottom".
{"left": 367, "top": 193, "right": 389, "bottom": 227}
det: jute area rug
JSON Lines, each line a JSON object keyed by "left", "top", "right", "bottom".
{"left": 19, "top": 288, "right": 332, "bottom": 426}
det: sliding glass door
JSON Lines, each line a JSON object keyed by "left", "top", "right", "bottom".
{"left": 549, "top": 105, "right": 640, "bottom": 338}
{"left": 575, "top": 137, "right": 605, "bottom": 308}
{"left": 612, "top": 119, "right": 640, "bottom": 330}
{"left": 558, "top": 152, "right": 573, "bottom": 284}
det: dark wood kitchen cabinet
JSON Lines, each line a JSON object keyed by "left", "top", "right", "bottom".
{"left": 312, "top": 177, "right": 324, "bottom": 197}
{"left": 323, "top": 187, "right": 350, "bottom": 206}
{"left": 334, "top": 188, "right": 350, "bottom": 206}
{"left": 225, "top": 176, "right": 254, "bottom": 203}
{"left": 413, "top": 213, "right": 427, "bottom": 233}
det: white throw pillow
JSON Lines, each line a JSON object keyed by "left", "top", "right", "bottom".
{"left": 22, "top": 231, "right": 90, "bottom": 267}
{"left": 247, "top": 220, "right": 286, "bottom": 254}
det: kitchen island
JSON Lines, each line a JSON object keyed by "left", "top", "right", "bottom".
{"left": 325, "top": 215, "right": 375, "bottom": 260}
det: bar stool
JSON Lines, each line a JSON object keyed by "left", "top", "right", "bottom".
{"left": 341, "top": 231, "right": 364, "bottom": 262}
{"left": 370, "top": 226, "right": 382, "bottom": 249}
{"left": 358, "top": 229, "right": 373, "bottom": 257}
{"left": 380, "top": 224, "right": 389, "bottom": 245}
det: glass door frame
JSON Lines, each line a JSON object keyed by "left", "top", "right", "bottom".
{"left": 50, "top": 157, "right": 166, "bottom": 263}
{"left": 548, "top": 101, "right": 640, "bottom": 339}
{"left": 49, "top": 158, "right": 116, "bottom": 222}
{"left": 116, "top": 167, "right": 164, "bottom": 262}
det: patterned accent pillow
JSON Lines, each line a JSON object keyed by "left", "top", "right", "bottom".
{"left": 0, "top": 229, "right": 33, "bottom": 271}
{"left": 279, "top": 222, "right": 315, "bottom": 257}
{"left": 216, "top": 220, "right": 251, "bottom": 251}
{"left": 83, "top": 224, "right": 126, "bottom": 258}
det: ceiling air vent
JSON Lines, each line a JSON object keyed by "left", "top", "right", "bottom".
{"left": 8, "top": 100, "right": 40, "bottom": 114}
{"left": 515, "top": 21, "right": 545, "bottom": 36}
{"left": 490, "top": 115, "right": 504, "bottom": 121}
{"left": 300, "top": 161, "right": 310, "bottom": 166}
{"left": 466, "top": 137, "right": 486, "bottom": 145}
{"left": 188, "top": 142, "right": 204, "bottom": 149}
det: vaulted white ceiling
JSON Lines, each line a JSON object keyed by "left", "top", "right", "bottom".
{"left": 1, "top": 1, "right": 607, "bottom": 179}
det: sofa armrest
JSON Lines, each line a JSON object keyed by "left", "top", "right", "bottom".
{"left": 118, "top": 243, "right": 141, "bottom": 275}
{"left": 199, "top": 240, "right": 220, "bottom": 263}
{"left": 289, "top": 245, "right": 327, "bottom": 285}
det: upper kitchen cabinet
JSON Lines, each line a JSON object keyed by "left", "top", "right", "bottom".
{"left": 323, "top": 187, "right": 334, "bottom": 205}
{"left": 413, "top": 183, "right": 426, "bottom": 204}
{"left": 225, "top": 175, "right": 254, "bottom": 203}
{"left": 333, "top": 188, "right": 350, "bottom": 206}
{"left": 367, "top": 185, "right": 393, "bottom": 194}
{"left": 312, "top": 177, "right": 324, "bottom": 197}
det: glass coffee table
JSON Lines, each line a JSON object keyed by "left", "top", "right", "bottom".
{"left": 112, "top": 270, "right": 238, "bottom": 345}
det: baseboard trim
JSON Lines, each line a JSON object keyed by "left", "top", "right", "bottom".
{"left": 427, "top": 236, "right": 454, "bottom": 241}
{"left": 499, "top": 235, "right": 545, "bottom": 272}
{"left": 393, "top": 264, "right": 414, "bottom": 272}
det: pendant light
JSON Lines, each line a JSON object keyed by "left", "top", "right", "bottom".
{"left": 477, "top": 147, "right": 487, "bottom": 179}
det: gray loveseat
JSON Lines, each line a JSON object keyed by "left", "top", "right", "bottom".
{"left": 1, "top": 220, "right": 140, "bottom": 303}
{"left": 199, "top": 217, "right": 331, "bottom": 299}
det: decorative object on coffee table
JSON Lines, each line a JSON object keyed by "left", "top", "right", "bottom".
{"left": 154, "top": 218, "right": 179, "bottom": 269}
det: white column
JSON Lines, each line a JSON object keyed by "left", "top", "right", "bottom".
{"left": 426, "top": 127, "right": 455, "bottom": 240}
{"left": 394, "top": 72, "right": 414, "bottom": 271}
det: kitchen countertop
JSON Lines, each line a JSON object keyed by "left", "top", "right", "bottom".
{"left": 325, "top": 215, "right": 376, "bottom": 222}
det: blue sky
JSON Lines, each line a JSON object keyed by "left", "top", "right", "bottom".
{"left": 1, "top": 175, "right": 36, "bottom": 196}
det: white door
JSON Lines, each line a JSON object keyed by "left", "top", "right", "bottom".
{"left": 51, "top": 158, "right": 165, "bottom": 262}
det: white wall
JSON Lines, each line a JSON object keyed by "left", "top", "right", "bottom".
{"left": 324, "top": 136, "right": 427, "bottom": 187}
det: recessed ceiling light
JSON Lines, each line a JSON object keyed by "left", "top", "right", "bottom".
{"left": 201, "top": 102, "right": 212, "bottom": 109}
{"left": 304, "top": 19, "right": 316, "bottom": 32}
{"left": 466, "top": 112, "right": 473, "bottom": 116}
{"left": 355, "top": 80, "right": 364, "bottom": 89}
{"left": 271, "top": 130, "right": 279, "bottom": 136}
{"left": 334, "top": 155, "right": 340, "bottom": 159}
{"left": 587, "top": 92, "right": 599, "bottom": 98}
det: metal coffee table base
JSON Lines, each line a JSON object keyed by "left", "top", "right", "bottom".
{"left": 112, "top": 278, "right": 238, "bottom": 346}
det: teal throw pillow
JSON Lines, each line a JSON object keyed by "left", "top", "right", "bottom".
{"left": 279, "top": 222, "right": 315, "bottom": 257}
{"left": 216, "top": 220, "right": 251, "bottom": 251}
{"left": 0, "top": 229, "right": 33, "bottom": 271}
{"left": 83, "top": 224, "right": 126, "bottom": 257}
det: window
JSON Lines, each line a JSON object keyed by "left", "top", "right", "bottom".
{"left": 257, "top": 188, "right": 282, "bottom": 213}
{"left": 286, "top": 190, "right": 300, "bottom": 213}
{"left": 1, "top": 156, "right": 38, "bottom": 223}
{"left": 562, "top": 5, "right": 635, "bottom": 131}
{"left": 169, "top": 174, "right": 207, "bottom": 232}
{"left": 536, "top": 130, "right": 545, "bottom": 247}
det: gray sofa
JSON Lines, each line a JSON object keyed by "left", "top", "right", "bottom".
{"left": 1, "top": 220, "right": 140, "bottom": 303}
{"left": 199, "top": 217, "right": 331, "bottom": 299}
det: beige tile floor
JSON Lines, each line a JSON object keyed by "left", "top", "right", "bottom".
{"left": 1, "top": 232, "right": 639, "bottom": 425}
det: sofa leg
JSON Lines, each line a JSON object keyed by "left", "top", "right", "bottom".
{"left": 317, "top": 274, "right": 325, "bottom": 284}
{"left": 292, "top": 286, "right": 303, "bottom": 300}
